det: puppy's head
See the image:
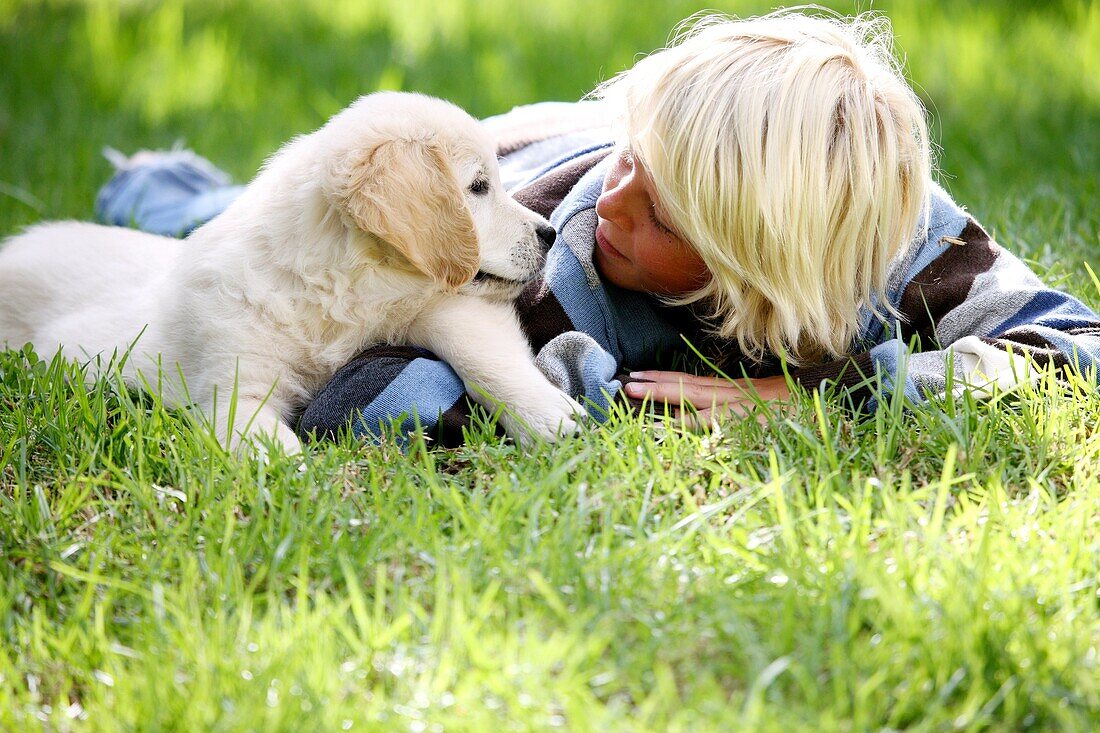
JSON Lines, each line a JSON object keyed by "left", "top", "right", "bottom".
{"left": 324, "top": 92, "right": 553, "bottom": 297}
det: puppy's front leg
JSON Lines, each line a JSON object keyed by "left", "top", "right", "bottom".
{"left": 408, "top": 296, "right": 584, "bottom": 443}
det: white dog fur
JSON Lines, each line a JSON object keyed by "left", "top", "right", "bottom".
{"left": 0, "top": 92, "right": 583, "bottom": 453}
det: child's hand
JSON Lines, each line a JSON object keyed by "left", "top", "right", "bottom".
{"left": 622, "top": 370, "right": 791, "bottom": 428}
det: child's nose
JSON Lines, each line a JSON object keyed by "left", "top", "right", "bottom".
{"left": 596, "top": 176, "right": 631, "bottom": 228}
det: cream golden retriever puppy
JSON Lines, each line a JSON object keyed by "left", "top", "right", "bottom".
{"left": 0, "top": 92, "right": 583, "bottom": 453}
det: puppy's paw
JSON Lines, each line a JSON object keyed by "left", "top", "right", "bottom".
{"left": 210, "top": 397, "right": 304, "bottom": 461}
{"left": 501, "top": 389, "right": 586, "bottom": 445}
{"left": 234, "top": 428, "right": 305, "bottom": 462}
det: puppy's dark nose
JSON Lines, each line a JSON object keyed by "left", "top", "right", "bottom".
{"left": 536, "top": 224, "right": 556, "bottom": 251}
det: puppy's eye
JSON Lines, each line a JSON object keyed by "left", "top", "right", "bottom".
{"left": 468, "top": 177, "right": 490, "bottom": 196}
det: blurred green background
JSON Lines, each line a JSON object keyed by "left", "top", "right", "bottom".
{"left": 1, "top": 0, "right": 1098, "bottom": 284}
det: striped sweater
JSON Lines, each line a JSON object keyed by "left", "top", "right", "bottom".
{"left": 96, "top": 103, "right": 1100, "bottom": 446}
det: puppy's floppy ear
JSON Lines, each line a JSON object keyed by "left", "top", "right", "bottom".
{"left": 331, "top": 136, "right": 479, "bottom": 290}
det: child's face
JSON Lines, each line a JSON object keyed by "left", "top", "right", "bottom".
{"left": 594, "top": 146, "right": 710, "bottom": 295}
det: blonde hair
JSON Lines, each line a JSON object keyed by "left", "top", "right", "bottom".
{"left": 595, "top": 9, "right": 932, "bottom": 364}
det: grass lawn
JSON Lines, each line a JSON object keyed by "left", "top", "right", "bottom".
{"left": 2, "top": 0, "right": 1099, "bottom": 730}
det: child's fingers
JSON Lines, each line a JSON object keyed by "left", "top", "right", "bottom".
{"left": 622, "top": 378, "right": 751, "bottom": 409}
{"left": 627, "top": 370, "right": 735, "bottom": 388}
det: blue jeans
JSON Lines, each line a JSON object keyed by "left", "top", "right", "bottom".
{"left": 95, "top": 148, "right": 245, "bottom": 236}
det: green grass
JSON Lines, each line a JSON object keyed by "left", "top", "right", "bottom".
{"left": 2, "top": 1, "right": 1099, "bottom": 730}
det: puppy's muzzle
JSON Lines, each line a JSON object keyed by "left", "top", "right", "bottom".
{"left": 472, "top": 222, "right": 555, "bottom": 289}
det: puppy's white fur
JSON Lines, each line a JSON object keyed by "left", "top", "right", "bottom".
{"left": 0, "top": 92, "right": 582, "bottom": 453}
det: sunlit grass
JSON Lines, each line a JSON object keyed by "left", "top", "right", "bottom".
{"left": 2, "top": 0, "right": 1099, "bottom": 729}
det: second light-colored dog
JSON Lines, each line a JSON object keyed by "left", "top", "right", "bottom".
{"left": 0, "top": 92, "right": 583, "bottom": 453}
